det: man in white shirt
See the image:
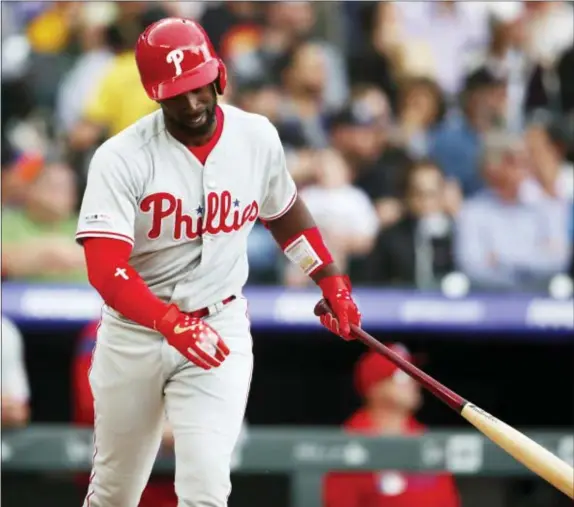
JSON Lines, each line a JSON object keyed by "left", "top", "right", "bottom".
{"left": 1, "top": 315, "right": 30, "bottom": 427}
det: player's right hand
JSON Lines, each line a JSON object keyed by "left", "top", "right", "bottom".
{"left": 155, "top": 305, "right": 230, "bottom": 370}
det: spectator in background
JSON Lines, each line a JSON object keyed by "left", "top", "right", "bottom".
{"left": 276, "top": 41, "right": 331, "bottom": 149}
{"left": 363, "top": 161, "right": 455, "bottom": 288}
{"left": 231, "top": 1, "right": 348, "bottom": 112}
{"left": 392, "top": 77, "right": 446, "bottom": 159}
{"left": 390, "top": 1, "right": 490, "bottom": 97}
{"left": 330, "top": 86, "right": 412, "bottom": 228}
{"left": 345, "top": 2, "right": 401, "bottom": 108}
{"left": 557, "top": 45, "right": 574, "bottom": 114}
{"left": 54, "top": 3, "right": 115, "bottom": 137}
{"left": 1, "top": 27, "right": 36, "bottom": 131}
{"left": 72, "top": 321, "right": 178, "bottom": 507}
{"left": 523, "top": 1, "right": 573, "bottom": 72}
{"left": 1, "top": 316, "right": 31, "bottom": 428}
{"left": 24, "top": 2, "right": 76, "bottom": 55}
{"left": 523, "top": 117, "right": 574, "bottom": 203}
{"left": 455, "top": 130, "right": 571, "bottom": 291}
{"left": 23, "top": 2, "right": 80, "bottom": 109}
{"left": 522, "top": 2, "right": 574, "bottom": 117}
{"left": 235, "top": 78, "right": 283, "bottom": 127}
{"left": 233, "top": 77, "right": 317, "bottom": 190}
{"left": 323, "top": 345, "right": 460, "bottom": 507}
{"left": 465, "top": 2, "right": 528, "bottom": 133}
{"left": 285, "top": 149, "right": 379, "bottom": 287}
{"left": 67, "top": 3, "right": 166, "bottom": 153}
{"left": 1, "top": 134, "right": 44, "bottom": 208}
{"left": 200, "top": 1, "right": 263, "bottom": 60}
{"left": 2, "top": 162, "right": 87, "bottom": 283}
{"left": 428, "top": 68, "right": 508, "bottom": 197}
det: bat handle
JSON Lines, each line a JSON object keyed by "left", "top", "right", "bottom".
{"left": 315, "top": 300, "right": 466, "bottom": 412}
{"left": 314, "top": 300, "right": 331, "bottom": 317}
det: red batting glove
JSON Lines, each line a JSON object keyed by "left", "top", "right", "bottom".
{"left": 317, "top": 275, "right": 361, "bottom": 340}
{"left": 155, "top": 305, "right": 230, "bottom": 370}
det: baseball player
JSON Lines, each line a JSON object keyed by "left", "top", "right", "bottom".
{"left": 76, "top": 17, "right": 360, "bottom": 507}
{"left": 323, "top": 346, "right": 460, "bottom": 507}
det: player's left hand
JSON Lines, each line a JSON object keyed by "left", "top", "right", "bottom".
{"left": 316, "top": 275, "right": 361, "bottom": 340}
{"left": 156, "top": 305, "right": 230, "bottom": 370}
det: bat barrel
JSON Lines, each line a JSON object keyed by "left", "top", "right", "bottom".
{"left": 462, "top": 403, "right": 574, "bottom": 499}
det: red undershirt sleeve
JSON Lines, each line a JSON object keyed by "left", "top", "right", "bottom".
{"left": 83, "top": 238, "right": 169, "bottom": 330}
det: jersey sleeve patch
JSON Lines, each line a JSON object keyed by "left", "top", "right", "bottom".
{"left": 83, "top": 213, "right": 114, "bottom": 225}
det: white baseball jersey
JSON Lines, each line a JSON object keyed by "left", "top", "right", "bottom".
{"left": 76, "top": 104, "right": 297, "bottom": 323}
{"left": 1, "top": 316, "right": 30, "bottom": 402}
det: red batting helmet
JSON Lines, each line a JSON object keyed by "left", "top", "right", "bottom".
{"left": 135, "top": 18, "right": 227, "bottom": 101}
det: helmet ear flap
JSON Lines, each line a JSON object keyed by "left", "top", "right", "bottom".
{"left": 215, "top": 59, "right": 227, "bottom": 95}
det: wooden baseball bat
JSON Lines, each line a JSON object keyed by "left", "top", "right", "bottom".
{"left": 314, "top": 302, "right": 574, "bottom": 498}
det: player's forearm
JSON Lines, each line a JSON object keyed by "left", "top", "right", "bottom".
{"left": 83, "top": 238, "right": 169, "bottom": 330}
{"left": 265, "top": 197, "right": 342, "bottom": 284}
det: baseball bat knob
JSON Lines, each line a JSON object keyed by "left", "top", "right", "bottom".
{"left": 314, "top": 299, "right": 331, "bottom": 317}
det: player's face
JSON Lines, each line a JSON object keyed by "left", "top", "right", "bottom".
{"left": 160, "top": 84, "right": 217, "bottom": 138}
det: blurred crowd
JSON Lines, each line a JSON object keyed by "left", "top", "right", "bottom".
{"left": 2, "top": 1, "right": 574, "bottom": 293}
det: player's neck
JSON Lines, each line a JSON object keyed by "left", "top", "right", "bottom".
{"left": 165, "top": 115, "right": 218, "bottom": 148}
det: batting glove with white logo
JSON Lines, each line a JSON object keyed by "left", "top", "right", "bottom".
{"left": 156, "top": 305, "right": 230, "bottom": 370}
{"left": 316, "top": 275, "right": 361, "bottom": 340}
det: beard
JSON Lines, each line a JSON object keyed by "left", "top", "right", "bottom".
{"left": 162, "top": 87, "right": 219, "bottom": 141}
{"left": 178, "top": 100, "right": 218, "bottom": 138}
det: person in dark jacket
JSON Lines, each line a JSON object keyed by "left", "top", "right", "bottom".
{"left": 363, "top": 160, "right": 455, "bottom": 288}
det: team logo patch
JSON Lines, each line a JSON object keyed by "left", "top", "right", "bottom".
{"left": 84, "top": 213, "right": 113, "bottom": 224}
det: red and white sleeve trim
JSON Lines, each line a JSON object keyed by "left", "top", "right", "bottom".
{"left": 261, "top": 189, "right": 297, "bottom": 221}
{"left": 75, "top": 230, "right": 134, "bottom": 247}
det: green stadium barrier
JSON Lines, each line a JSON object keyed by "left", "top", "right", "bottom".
{"left": 2, "top": 425, "right": 572, "bottom": 507}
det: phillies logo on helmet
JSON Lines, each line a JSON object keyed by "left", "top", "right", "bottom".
{"left": 166, "top": 49, "right": 185, "bottom": 76}
{"left": 136, "top": 17, "right": 228, "bottom": 101}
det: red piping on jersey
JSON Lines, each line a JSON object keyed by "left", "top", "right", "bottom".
{"left": 76, "top": 230, "right": 134, "bottom": 245}
{"left": 263, "top": 190, "right": 298, "bottom": 222}
{"left": 259, "top": 190, "right": 298, "bottom": 230}
{"left": 83, "top": 238, "right": 169, "bottom": 330}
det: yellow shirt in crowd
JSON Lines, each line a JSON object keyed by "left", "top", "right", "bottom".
{"left": 83, "top": 51, "right": 159, "bottom": 137}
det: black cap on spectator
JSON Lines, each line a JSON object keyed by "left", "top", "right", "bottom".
{"left": 329, "top": 103, "right": 380, "bottom": 129}
{"left": 464, "top": 67, "right": 507, "bottom": 93}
